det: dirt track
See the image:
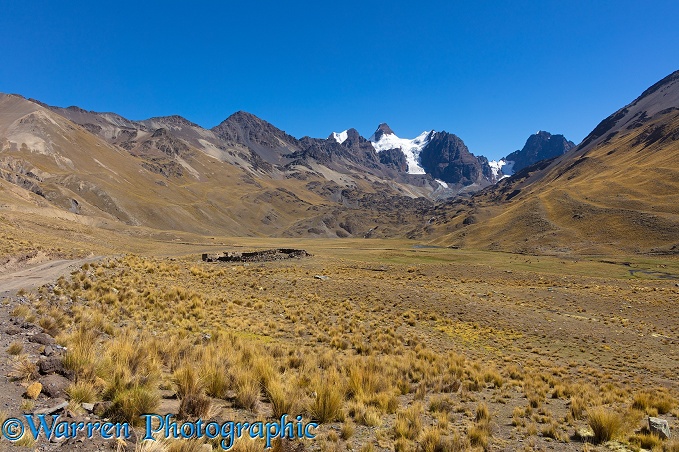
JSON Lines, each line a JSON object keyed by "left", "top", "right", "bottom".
{"left": 0, "top": 257, "right": 100, "bottom": 298}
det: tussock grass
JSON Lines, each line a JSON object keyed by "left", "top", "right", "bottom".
{"left": 633, "top": 390, "right": 676, "bottom": 415}
{"left": 233, "top": 368, "right": 260, "bottom": 411}
{"left": 6, "top": 341, "right": 23, "bottom": 355}
{"left": 587, "top": 406, "right": 623, "bottom": 444}
{"left": 468, "top": 420, "right": 491, "bottom": 449}
{"left": 13, "top": 252, "right": 677, "bottom": 451}
{"left": 109, "top": 385, "right": 160, "bottom": 425}
{"left": 265, "top": 377, "right": 300, "bottom": 418}
{"left": 11, "top": 355, "right": 38, "bottom": 382}
{"left": 394, "top": 403, "right": 423, "bottom": 440}
{"left": 309, "top": 370, "right": 344, "bottom": 423}
{"left": 66, "top": 381, "right": 98, "bottom": 404}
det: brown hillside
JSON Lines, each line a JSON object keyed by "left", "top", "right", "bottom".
{"left": 430, "top": 71, "right": 679, "bottom": 254}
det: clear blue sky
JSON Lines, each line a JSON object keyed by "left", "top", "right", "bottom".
{"left": 1, "top": 1, "right": 677, "bottom": 160}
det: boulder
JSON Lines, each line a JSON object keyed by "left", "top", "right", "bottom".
{"left": 81, "top": 403, "right": 95, "bottom": 412}
{"left": 34, "top": 398, "right": 68, "bottom": 415}
{"left": 25, "top": 382, "right": 42, "bottom": 400}
{"left": 39, "top": 374, "right": 70, "bottom": 398}
{"left": 30, "top": 333, "right": 56, "bottom": 346}
{"left": 5, "top": 326, "right": 21, "bottom": 335}
{"left": 38, "top": 357, "right": 65, "bottom": 375}
{"left": 649, "top": 417, "right": 671, "bottom": 440}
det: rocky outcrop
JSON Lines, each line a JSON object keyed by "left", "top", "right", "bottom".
{"left": 140, "top": 128, "right": 190, "bottom": 156}
{"left": 288, "top": 129, "right": 382, "bottom": 170}
{"left": 379, "top": 148, "right": 408, "bottom": 172}
{"left": 419, "top": 132, "right": 491, "bottom": 186}
{"left": 504, "top": 131, "right": 575, "bottom": 173}
{"left": 648, "top": 417, "right": 671, "bottom": 440}
{"left": 211, "top": 111, "right": 301, "bottom": 160}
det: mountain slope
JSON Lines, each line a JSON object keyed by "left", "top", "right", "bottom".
{"left": 430, "top": 70, "right": 679, "bottom": 254}
{"left": 1, "top": 94, "right": 440, "bottom": 239}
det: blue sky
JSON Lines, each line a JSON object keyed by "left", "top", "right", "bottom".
{"left": 1, "top": 1, "right": 677, "bottom": 160}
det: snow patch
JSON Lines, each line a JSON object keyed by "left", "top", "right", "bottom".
{"left": 435, "top": 179, "right": 448, "bottom": 188}
{"left": 331, "top": 130, "right": 349, "bottom": 144}
{"left": 370, "top": 130, "right": 432, "bottom": 174}
{"left": 488, "top": 159, "right": 515, "bottom": 180}
{"left": 501, "top": 160, "right": 515, "bottom": 176}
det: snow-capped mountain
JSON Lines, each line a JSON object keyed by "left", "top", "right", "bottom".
{"left": 367, "top": 124, "right": 432, "bottom": 174}
{"left": 331, "top": 123, "right": 433, "bottom": 174}
{"left": 331, "top": 126, "right": 574, "bottom": 190}
{"left": 329, "top": 123, "right": 496, "bottom": 190}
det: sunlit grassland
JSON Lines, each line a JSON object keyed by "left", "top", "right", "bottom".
{"left": 8, "top": 243, "right": 677, "bottom": 451}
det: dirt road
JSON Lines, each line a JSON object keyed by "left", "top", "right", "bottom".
{"left": 0, "top": 257, "right": 100, "bottom": 298}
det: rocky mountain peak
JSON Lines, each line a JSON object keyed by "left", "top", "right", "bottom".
{"left": 504, "top": 131, "right": 575, "bottom": 173}
{"left": 372, "top": 123, "right": 395, "bottom": 142}
{"left": 146, "top": 115, "right": 199, "bottom": 128}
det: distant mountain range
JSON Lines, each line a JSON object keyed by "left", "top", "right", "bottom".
{"left": 37, "top": 96, "right": 576, "bottom": 196}
{"left": 1, "top": 69, "right": 677, "bottom": 252}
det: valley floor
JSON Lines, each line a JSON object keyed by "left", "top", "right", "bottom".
{"left": 0, "top": 234, "right": 678, "bottom": 451}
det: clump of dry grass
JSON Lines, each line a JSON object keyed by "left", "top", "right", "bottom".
{"left": 309, "top": 370, "right": 344, "bottom": 423}
{"left": 265, "top": 377, "right": 300, "bottom": 418}
{"left": 61, "top": 326, "right": 98, "bottom": 378}
{"left": 6, "top": 341, "right": 23, "bottom": 355}
{"left": 200, "top": 359, "right": 230, "bottom": 399}
{"left": 418, "top": 426, "right": 452, "bottom": 452}
{"left": 632, "top": 389, "right": 676, "bottom": 415}
{"left": 394, "top": 403, "right": 423, "bottom": 440}
{"left": 233, "top": 368, "right": 260, "bottom": 411}
{"left": 475, "top": 402, "right": 490, "bottom": 422}
{"left": 468, "top": 421, "right": 491, "bottom": 450}
{"left": 570, "top": 394, "right": 588, "bottom": 420}
{"left": 629, "top": 432, "right": 663, "bottom": 450}
{"left": 663, "top": 438, "right": 679, "bottom": 452}
{"left": 11, "top": 355, "right": 38, "bottom": 382}
{"left": 587, "top": 406, "right": 623, "bottom": 444}
{"left": 467, "top": 401, "right": 492, "bottom": 450}
{"left": 66, "top": 381, "right": 98, "bottom": 404}
{"left": 340, "top": 420, "right": 354, "bottom": 440}
{"left": 109, "top": 385, "right": 159, "bottom": 425}
{"left": 11, "top": 305, "right": 31, "bottom": 320}
{"left": 172, "top": 364, "right": 212, "bottom": 419}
